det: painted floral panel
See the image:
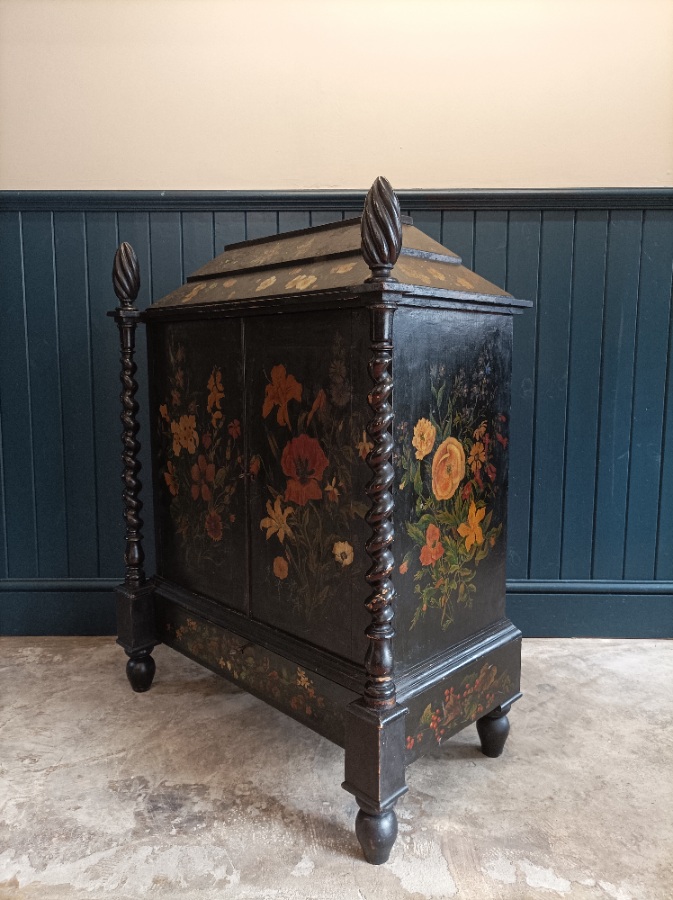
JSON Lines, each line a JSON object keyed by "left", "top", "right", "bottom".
{"left": 405, "top": 661, "right": 514, "bottom": 760}
{"left": 150, "top": 322, "right": 246, "bottom": 605}
{"left": 247, "top": 312, "right": 371, "bottom": 662}
{"left": 159, "top": 600, "right": 349, "bottom": 746}
{"left": 396, "top": 336, "right": 509, "bottom": 633}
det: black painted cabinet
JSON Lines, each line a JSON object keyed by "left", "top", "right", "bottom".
{"left": 110, "top": 177, "right": 532, "bottom": 864}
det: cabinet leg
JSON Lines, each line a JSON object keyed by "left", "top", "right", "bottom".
{"left": 125, "top": 649, "right": 156, "bottom": 693}
{"left": 343, "top": 701, "right": 407, "bottom": 865}
{"left": 476, "top": 703, "right": 511, "bottom": 757}
{"left": 355, "top": 799, "right": 399, "bottom": 865}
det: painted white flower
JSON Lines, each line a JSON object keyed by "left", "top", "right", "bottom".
{"left": 332, "top": 540, "right": 354, "bottom": 567}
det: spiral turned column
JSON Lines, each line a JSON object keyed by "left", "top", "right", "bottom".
{"left": 361, "top": 177, "right": 403, "bottom": 709}
{"left": 113, "top": 242, "right": 145, "bottom": 588}
{"left": 343, "top": 178, "right": 407, "bottom": 866}
{"left": 111, "top": 241, "right": 156, "bottom": 693}
{"left": 363, "top": 309, "right": 397, "bottom": 710}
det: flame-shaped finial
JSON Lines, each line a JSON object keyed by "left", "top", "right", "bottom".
{"left": 112, "top": 241, "right": 140, "bottom": 307}
{"left": 361, "top": 176, "right": 402, "bottom": 282}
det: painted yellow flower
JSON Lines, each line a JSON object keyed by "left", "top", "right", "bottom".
{"left": 357, "top": 430, "right": 374, "bottom": 461}
{"left": 324, "top": 476, "right": 341, "bottom": 503}
{"left": 468, "top": 441, "right": 486, "bottom": 473}
{"left": 159, "top": 403, "right": 170, "bottom": 422}
{"left": 457, "top": 502, "right": 486, "bottom": 551}
{"left": 260, "top": 495, "right": 294, "bottom": 543}
{"left": 171, "top": 415, "right": 198, "bottom": 455}
{"left": 333, "top": 540, "right": 354, "bottom": 567}
{"left": 297, "top": 668, "right": 311, "bottom": 689}
{"left": 431, "top": 437, "right": 465, "bottom": 500}
{"left": 473, "top": 420, "right": 488, "bottom": 440}
{"left": 285, "top": 274, "right": 317, "bottom": 291}
{"left": 256, "top": 275, "right": 277, "bottom": 292}
{"left": 412, "top": 418, "right": 437, "bottom": 460}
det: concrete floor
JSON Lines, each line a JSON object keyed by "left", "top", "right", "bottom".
{"left": 0, "top": 638, "right": 671, "bottom": 900}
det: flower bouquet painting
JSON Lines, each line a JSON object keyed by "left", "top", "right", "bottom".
{"left": 256, "top": 333, "right": 369, "bottom": 617}
{"left": 397, "top": 341, "right": 508, "bottom": 631}
{"left": 155, "top": 334, "right": 244, "bottom": 572}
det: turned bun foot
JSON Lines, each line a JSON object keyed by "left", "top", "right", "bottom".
{"left": 477, "top": 704, "right": 511, "bottom": 758}
{"left": 126, "top": 650, "right": 156, "bottom": 693}
{"left": 355, "top": 802, "right": 398, "bottom": 865}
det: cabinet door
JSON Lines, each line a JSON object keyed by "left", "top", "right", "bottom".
{"left": 246, "top": 309, "right": 370, "bottom": 663}
{"left": 148, "top": 319, "right": 248, "bottom": 611}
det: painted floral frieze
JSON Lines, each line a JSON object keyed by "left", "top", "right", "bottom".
{"left": 156, "top": 335, "right": 243, "bottom": 568}
{"left": 406, "top": 662, "right": 512, "bottom": 753}
{"left": 165, "top": 613, "right": 333, "bottom": 727}
{"left": 256, "top": 333, "right": 369, "bottom": 616}
{"left": 397, "top": 343, "right": 508, "bottom": 630}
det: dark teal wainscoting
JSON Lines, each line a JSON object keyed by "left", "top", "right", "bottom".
{"left": 1, "top": 190, "right": 672, "bottom": 637}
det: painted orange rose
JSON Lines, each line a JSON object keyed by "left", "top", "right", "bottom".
{"left": 262, "top": 364, "right": 302, "bottom": 428}
{"left": 431, "top": 437, "right": 465, "bottom": 500}
{"left": 281, "top": 433, "right": 329, "bottom": 506}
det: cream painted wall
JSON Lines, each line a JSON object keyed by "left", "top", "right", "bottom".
{"left": 1, "top": 0, "right": 672, "bottom": 190}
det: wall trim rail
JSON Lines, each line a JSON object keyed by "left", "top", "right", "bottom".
{"left": 2, "top": 188, "right": 673, "bottom": 213}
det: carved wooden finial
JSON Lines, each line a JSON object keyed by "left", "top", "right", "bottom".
{"left": 113, "top": 241, "right": 140, "bottom": 307}
{"left": 361, "top": 176, "right": 403, "bottom": 282}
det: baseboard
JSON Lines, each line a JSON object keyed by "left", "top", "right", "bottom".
{"left": 1, "top": 579, "right": 670, "bottom": 638}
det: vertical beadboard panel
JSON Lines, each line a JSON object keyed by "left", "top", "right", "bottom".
{"left": 309, "top": 211, "right": 343, "bottom": 227}
{"left": 149, "top": 212, "right": 183, "bottom": 299}
{"left": 245, "top": 211, "right": 278, "bottom": 241}
{"left": 592, "top": 212, "right": 644, "bottom": 578}
{"left": 21, "top": 212, "right": 69, "bottom": 575}
{"left": 86, "top": 211, "right": 121, "bottom": 577}
{"left": 278, "top": 211, "right": 311, "bottom": 234}
{"left": 53, "top": 212, "right": 98, "bottom": 576}
{"left": 409, "top": 210, "right": 442, "bottom": 243}
{"left": 656, "top": 284, "right": 673, "bottom": 580}
{"left": 528, "top": 212, "right": 575, "bottom": 579}
{"left": 214, "top": 212, "right": 246, "bottom": 253}
{"left": 181, "top": 212, "right": 216, "bottom": 277}
{"left": 560, "top": 211, "right": 609, "bottom": 579}
{"left": 441, "top": 211, "right": 475, "bottom": 268}
{"left": 0, "top": 212, "right": 37, "bottom": 576}
{"left": 473, "top": 211, "right": 508, "bottom": 288}
{"left": 627, "top": 211, "right": 673, "bottom": 578}
{"left": 506, "top": 211, "right": 541, "bottom": 579}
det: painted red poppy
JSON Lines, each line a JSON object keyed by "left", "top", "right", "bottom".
{"left": 281, "top": 433, "right": 329, "bottom": 506}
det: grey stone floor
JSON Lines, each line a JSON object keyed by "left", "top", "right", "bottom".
{"left": 0, "top": 638, "right": 671, "bottom": 900}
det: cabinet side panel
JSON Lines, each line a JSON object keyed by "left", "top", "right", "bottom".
{"left": 247, "top": 308, "right": 370, "bottom": 664}
{"left": 392, "top": 308, "right": 512, "bottom": 668}
{"left": 147, "top": 319, "right": 248, "bottom": 611}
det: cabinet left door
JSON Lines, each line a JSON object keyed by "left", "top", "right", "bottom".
{"left": 147, "top": 318, "right": 248, "bottom": 612}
